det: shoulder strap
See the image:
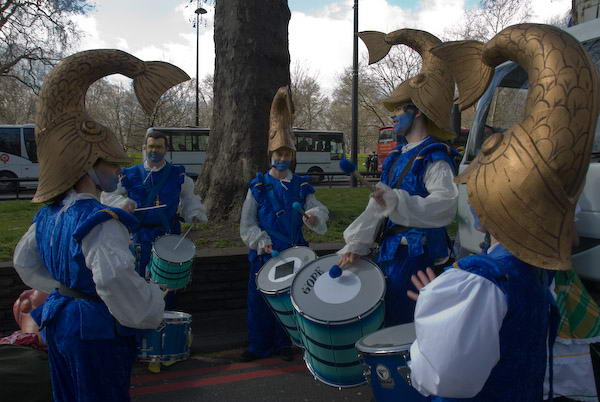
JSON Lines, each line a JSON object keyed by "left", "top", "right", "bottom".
{"left": 143, "top": 163, "right": 173, "bottom": 206}
{"left": 391, "top": 140, "right": 431, "bottom": 189}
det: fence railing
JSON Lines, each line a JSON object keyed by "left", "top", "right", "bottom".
{"left": 0, "top": 178, "right": 37, "bottom": 200}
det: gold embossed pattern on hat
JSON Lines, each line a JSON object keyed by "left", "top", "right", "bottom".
{"left": 33, "top": 49, "right": 190, "bottom": 203}
{"left": 359, "top": 29, "right": 455, "bottom": 141}
{"left": 432, "top": 24, "right": 600, "bottom": 270}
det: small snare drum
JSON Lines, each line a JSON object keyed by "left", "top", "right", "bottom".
{"left": 148, "top": 234, "right": 195, "bottom": 290}
{"left": 356, "top": 323, "right": 428, "bottom": 401}
{"left": 137, "top": 311, "right": 192, "bottom": 363}
{"left": 256, "top": 246, "right": 317, "bottom": 347}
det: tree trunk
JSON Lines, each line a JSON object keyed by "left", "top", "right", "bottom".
{"left": 199, "top": 0, "right": 291, "bottom": 222}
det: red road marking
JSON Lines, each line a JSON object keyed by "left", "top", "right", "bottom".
{"left": 131, "top": 364, "right": 306, "bottom": 396}
{"left": 131, "top": 357, "right": 285, "bottom": 385}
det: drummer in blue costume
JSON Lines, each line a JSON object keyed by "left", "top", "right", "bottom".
{"left": 102, "top": 130, "right": 207, "bottom": 283}
{"left": 11, "top": 50, "right": 189, "bottom": 401}
{"left": 404, "top": 23, "right": 598, "bottom": 401}
{"left": 239, "top": 87, "right": 329, "bottom": 362}
{"left": 338, "top": 29, "right": 458, "bottom": 326}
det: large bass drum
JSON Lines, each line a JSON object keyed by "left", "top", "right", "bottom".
{"left": 291, "top": 254, "right": 386, "bottom": 388}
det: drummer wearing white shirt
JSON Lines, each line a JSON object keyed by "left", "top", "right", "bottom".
{"left": 406, "top": 211, "right": 558, "bottom": 401}
{"left": 338, "top": 102, "right": 458, "bottom": 326}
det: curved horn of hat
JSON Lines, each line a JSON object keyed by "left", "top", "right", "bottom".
{"left": 268, "top": 86, "right": 296, "bottom": 154}
{"left": 33, "top": 49, "right": 190, "bottom": 203}
{"left": 359, "top": 29, "right": 455, "bottom": 141}
{"left": 432, "top": 24, "right": 600, "bottom": 270}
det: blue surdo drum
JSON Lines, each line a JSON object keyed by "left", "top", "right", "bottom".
{"left": 256, "top": 246, "right": 317, "bottom": 347}
{"left": 291, "top": 254, "right": 386, "bottom": 388}
{"left": 137, "top": 311, "right": 192, "bottom": 363}
{"left": 355, "top": 323, "right": 429, "bottom": 401}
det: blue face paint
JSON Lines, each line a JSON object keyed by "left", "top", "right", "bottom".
{"left": 272, "top": 160, "right": 291, "bottom": 171}
{"left": 391, "top": 113, "right": 415, "bottom": 139}
{"left": 147, "top": 151, "right": 165, "bottom": 163}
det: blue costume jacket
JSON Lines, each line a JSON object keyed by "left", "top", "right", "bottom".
{"left": 246, "top": 172, "right": 315, "bottom": 357}
{"left": 378, "top": 137, "right": 456, "bottom": 326}
{"left": 31, "top": 198, "right": 139, "bottom": 402}
{"left": 433, "top": 245, "right": 558, "bottom": 402}
{"left": 121, "top": 162, "right": 186, "bottom": 277}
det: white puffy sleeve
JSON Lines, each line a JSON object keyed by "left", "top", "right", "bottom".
{"left": 409, "top": 268, "right": 507, "bottom": 398}
{"left": 240, "top": 189, "right": 272, "bottom": 254}
{"left": 13, "top": 224, "right": 60, "bottom": 293}
{"left": 179, "top": 176, "right": 208, "bottom": 223}
{"left": 81, "top": 219, "right": 165, "bottom": 329}
{"left": 374, "top": 160, "right": 458, "bottom": 228}
{"left": 337, "top": 198, "right": 384, "bottom": 256}
{"left": 303, "top": 193, "right": 329, "bottom": 235}
{"left": 100, "top": 181, "right": 136, "bottom": 210}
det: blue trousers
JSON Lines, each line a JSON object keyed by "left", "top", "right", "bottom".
{"left": 246, "top": 254, "right": 291, "bottom": 357}
{"left": 43, "top": 302, "right": 136, "bottom": 402}
{"left": 378, "top": 245, "right": 434, "bottom": 327}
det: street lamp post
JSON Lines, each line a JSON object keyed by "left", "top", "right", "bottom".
{"left": 351, "top": 0, "right": 359, "bottom": 187}
{"left": 195, "top": 5, "right": 207, "bottom": 127}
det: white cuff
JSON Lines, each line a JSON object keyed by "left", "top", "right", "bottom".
{"left": 371, "top": 182, "right": 400, "bottom": 219}
{"left": 337, "top": 242, "right": 372, "bottom": 256}
{"left": 304, "top": 207, "right": 328, "bottom": 235}
{"left": 256, "top": 234, "right": 272, "bottom": 255}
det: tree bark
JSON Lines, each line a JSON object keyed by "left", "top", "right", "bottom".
{"left": 199, "top": 0, "right": 291, "bottom": 222}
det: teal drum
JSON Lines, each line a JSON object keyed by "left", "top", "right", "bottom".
{"left": 148, "top": 234, "right": 195, "bottom": 290}
{"left": 291, "top": 254, "right": 386, "bottom": 388}
{"left": 256, "top": 246, "right": 317, "bottom": 347}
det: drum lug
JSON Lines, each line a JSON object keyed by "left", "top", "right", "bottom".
{"left": 162, "top": 332, "right": 166, "bottom": 351}
{"left": 397, "top": 366, "right": 412, "bottom": 386}
{"left": 157, "top": 320, "right": 166, "bottom": 332}
{"left": 187, "top": 328, "right": 193, "bottom": 348}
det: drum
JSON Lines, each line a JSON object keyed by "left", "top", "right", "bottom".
{"left": 256, "top": 246, "right": 317, "bottom": 347}
{"left": 137, "top": 311, "right": 192, "bottom": 363}
{"left": 148, "top": 234, "right": 195, "bottom": 290}
{"left": 355, "top": 323, "right": 428, "bottom": 402}
{"left": 291, "top": 254, "right": 386, "bottom": 388}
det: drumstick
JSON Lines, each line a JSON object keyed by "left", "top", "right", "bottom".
{"left": 292, "top": 202, "right": 309, "bottom": 218}
{"left": 271, "top": 250, "right": 280, "bottom": 258}
{"left": 174, "top": 225, "right": 193, "bottom": 250}
{"left": 339, "top": 158, "right": 376, "bottom": 192}
{"left": 134, "top": 204, "right": 167, "bottom": 212}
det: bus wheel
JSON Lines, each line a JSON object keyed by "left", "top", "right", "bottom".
{"left": 307, "top": 167, "right": 324, "bottom": 183}
{"left": 0, "top": 171, "right": 17, "bottom": 193}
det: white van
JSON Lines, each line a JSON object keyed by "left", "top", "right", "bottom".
{"left": 456, "top": 19, "right": 600, "bottom": 281}
{"left": 0, "top": 124, "right": 38, "bottom": 192}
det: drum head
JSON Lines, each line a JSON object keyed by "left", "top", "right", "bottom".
{"left": 257, "top": 247, "right": 317, "bottom": 294}
{"left": 154, "top": 235, "right": 196, "bottom": 263}
{"left": 356, "top": 323, "right": 415, "bottom": 354}
{"left": 291, "top": 254, "right": 385, "bottom": 324}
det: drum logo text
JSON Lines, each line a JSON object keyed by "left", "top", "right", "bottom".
{"left": 302, "top": 268, "right": 324, "bottom": 294}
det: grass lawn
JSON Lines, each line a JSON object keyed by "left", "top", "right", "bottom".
{"left": 0, "top": 187, "right": 457, "bottom": 261}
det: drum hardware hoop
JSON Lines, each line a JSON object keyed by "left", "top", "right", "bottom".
{"left": 138, "top": 352, "right": 190, "bottom": 363}
{"left": 299, "top": 328, "right": 357, "bottom": 351}
{"left": 156, "top": 321, "right": 166, "bottom": 332}
{"left": 292, "top": 298, "right": 385, "bottom": 326}
{"left": 303, "top": 353, "right": 366, "bottom": 389}
{"left": 304, "top": 347, "right": 361, "bottom": 367}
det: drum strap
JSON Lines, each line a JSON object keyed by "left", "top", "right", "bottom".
{"left": 57, "top": 285, "right": 102, "bottom": 303}
{"left": 140, "top": 163, "right": 173, "bottom": 207}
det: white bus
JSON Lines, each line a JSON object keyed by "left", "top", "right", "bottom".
{"left": 0, "top": 124, "right": 38, "bottom": 192}
{"left": 146, "top": 127, "right": 346, "bottom": 181}
{"left": 456, "top": 18, "right": 600, "bottom": 281}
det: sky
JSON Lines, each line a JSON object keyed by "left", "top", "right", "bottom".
{"left": 72, "top": 0, "right": 572, "bottom": 94}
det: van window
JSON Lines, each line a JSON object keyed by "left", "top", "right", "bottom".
{"left": 0, "top": 127, "right": 21, "bottom": 156}
{"left": 23, "top": 128, "right": 37, "bottom": 162}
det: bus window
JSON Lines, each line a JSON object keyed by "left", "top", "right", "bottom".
{"left": 327, "top": 135, "right": 344, "bottom": 159}
{"left": 0, "top": 127, "right": 21, "bottom": 156}
{"left": 198, "top": 134, "right": 209, "bottom": 151}
{"left": 23, "top": 127, "right": 37, "bottom": 162}
{"left": 171, "top": 135, "right": 188, "bottom": 151}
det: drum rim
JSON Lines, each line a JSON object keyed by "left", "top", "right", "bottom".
{"left": 290, "top": 255, "right": 386, "bottom": 325}
{"left": 303, "top": 351, "right": 366, "bottom": 388}
{"left": 163, "top": 310, "right": 192, "bottom": 323}
{"left": 152, "top": 234, "right": 197, "bottom": 264}
{"left": 256, "top": 246, "right": 317, "bottom": 294}
{"left": 355, "top": 323, "right": 415, "bottom": 354}
{"left": 356, "top": 348, "right": 411, "bottom": 356}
